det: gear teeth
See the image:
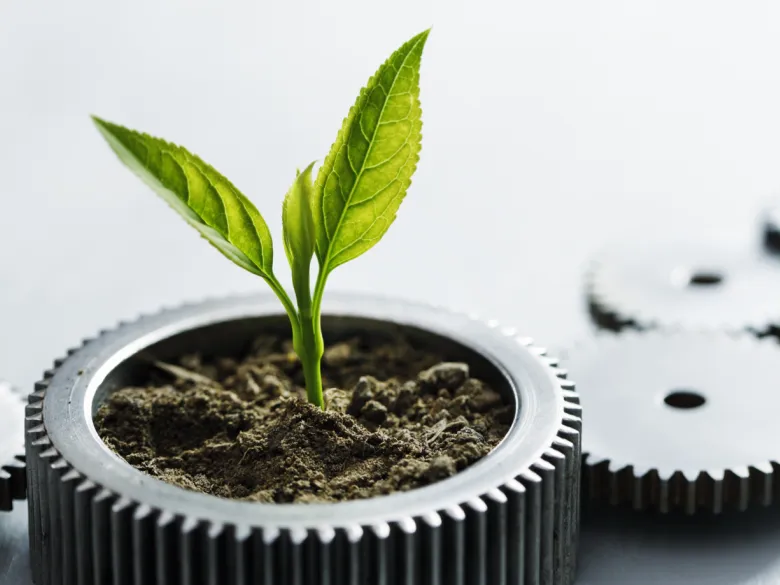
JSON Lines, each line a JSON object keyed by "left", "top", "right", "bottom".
{"left": 420, "top": 511, "right": 442, "bottom": 585}
{"left": 763, "top": 201, "right": 780, "bottom": 254}
{"left": 727, "top": 467, "right": 751, "bottom": 512}
{"left": 463, "top": 497, "right": 487, "bottom": 584}
{"left": 566, "top": 331, "right": 780, "bottom": 515}
{"left": 442, "top": 506, "right": 465, "bottom": 585}
{"left": 751, "top": 462, "right": 775, "bottom": 506}
{"left": 0, "top": 455, "right": 25, "bottom": 509}
{"left": 520, "top": 469, "right": 546, "bottom": 584}
{"left": 25, "top": 296, "right": 581, "bottom": 585}
{"left": 586, "top": 242, "right": 780, "bottom": 334}
{"left": 0, "top": 381, "right": 26, "bottom": 513}
{"left": 366, "top": 522, "right": 390, "bottom": 585}
{"left": 585, "top": 258, "right": 638, "bottom": 333}
{"left": 584, "top": 457, "right": 780, "bottom": 516}
{"left": 517, "top": 336, "right": 535, "bottom": 347}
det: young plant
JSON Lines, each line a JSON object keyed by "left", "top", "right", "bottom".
{"left": 92, "top": 29, "right": 429, "bottom": 409}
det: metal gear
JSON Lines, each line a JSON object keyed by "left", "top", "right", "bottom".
{"left": 0, "top": 379, "right": 26, "bottom": 512}
{"left": 25, "top": 293, "right": 582, "bottom": 585}
{"left": 763, "top": 201, "right": 780, "bottom": 255}
{"left": 559, "top": 330, "right": 780, "bottom": 515}
{"left": 586, "top": 240, "right": 780, "bottom": 334}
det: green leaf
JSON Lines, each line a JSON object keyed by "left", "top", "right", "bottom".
{"left": 282, "top": 162, "right": 316, "bottom": 301}
{"left": 312, "top": 29, "right": 429, "bottom": 272}
{"left": 91, "top": 116, "right": 275, "bottom": 279}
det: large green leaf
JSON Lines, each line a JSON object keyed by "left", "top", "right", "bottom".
{"left": 282, "top": 162, "right": 316, "bottom": 301}
{"left": 313, "top": 29, "right": 429, "bottom": 271}
{"left": 92, "top": 117, "right": 275, "bottom": 278}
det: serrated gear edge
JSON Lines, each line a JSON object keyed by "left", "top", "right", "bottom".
{"left": 584, "top": 455, "right": 780, "bottom": 515}
{"left": 25, "top": 299, "right": 582, "bottom": 585}
{"left": 568, "top": 330, "right": 780, "bottom": 515}
{"left": 0, "top": 380, "right": 26, "bottom": 511}
{"left": 584, "top": 258, "right": 646, "bottom": 333}
{"left": 585, "top": 255, "right": 780, "bottom": 336}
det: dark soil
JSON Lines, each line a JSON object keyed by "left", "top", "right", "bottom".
{"left": 95, "top": 335, "right": 513, "bottom": 503}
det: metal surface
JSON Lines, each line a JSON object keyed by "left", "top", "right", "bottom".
{"left": 559, "top": 330, "right": 780, "bottom": 515}
{"left": 6, "top": 496, "right": 780, "bottom": 585}
{"left": 0, "top": 381, "right": 25, "bottom": 512}
{"left": 576, "top": 503, "right": 780, "bottom": 585}
{"left": 25, "top": 293, "right": 582, "bottom": 585}
{"left": 586, "top": 240, "right": 780, "bottom": 334}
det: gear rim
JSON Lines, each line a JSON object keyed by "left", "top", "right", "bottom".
{"left": 26, "top": 293, "right": 581, "bottom": 585}
{"left": 586, "top": 240, "right": 780, "bottom": 334}
{"left": 560, "top": 329, "right": 780, "bottom": 515}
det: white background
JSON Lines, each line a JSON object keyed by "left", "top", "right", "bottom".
{"left": 3, "top": 0, "right": 778, "bottom": 391}
{"left": 2, "top": 2, "right": 780, "bottom": 583}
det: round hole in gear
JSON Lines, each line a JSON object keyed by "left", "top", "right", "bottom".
{"left": 686, "top": 270, "right": 724, "bottom": 286}
{"left": 664, "top": 390, "right": 706, "bottom": 409}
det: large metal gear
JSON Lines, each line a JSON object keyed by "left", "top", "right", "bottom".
{"left": 0, "top": 379, "right": 26, "bottom": 512}
{"left": 559, "top": 330, "right": 780, "bottom": 515}
{"left": 586, "top": 239, "right": 780, "bottom": 334}
{"left": 25, "top": 293, "right": 582, "bottom": 585}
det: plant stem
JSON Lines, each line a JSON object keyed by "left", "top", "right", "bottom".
{"left": 291, "top": 266, "right": 325, "bottom": 409}
{"left": 266, "top": 274, "right": 324, "bottom": 406}
{"left": 297, "top": 310, "right": 324, "bottom": 408}
{"left": 266, "top": 276, "right": 300, "bottom": 332}
{"left": 310, "top": 268, "right": 328, "bottom": 351}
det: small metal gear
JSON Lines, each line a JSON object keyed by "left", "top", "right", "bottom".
{"left": 25, "top": 294, "right": 582, "bottom": 585}
{"left": 559, "top": 330, "right": 780, "bottom": 514}
{"left": 0, "top": 379, "right": 26, "bottom": 511}
{"left": 586, "top": 240, "right": 780, "bottom": 334}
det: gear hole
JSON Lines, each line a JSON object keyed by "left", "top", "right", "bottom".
{"left": 664, "top": 390, "right": 706, "bottom": 409}
{"left": 687, "top": 271, "right": 723, "bottom": 286}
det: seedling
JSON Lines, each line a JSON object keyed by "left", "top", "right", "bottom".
{"left": 92, "top": 30, "right": 429, "bottom": 408}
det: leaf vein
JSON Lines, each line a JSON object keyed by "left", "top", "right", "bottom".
{"left": 323, "top": 34, "right": 427, "bottom": 267}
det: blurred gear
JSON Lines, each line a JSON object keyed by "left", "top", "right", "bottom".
{"left": 587, "top": 240, "right": 780, "bottom": 334}
{"left": 0, "top": 380, "right": 26, "bottom": 511}
{"left": 763, "top": 201, "right": 780, "bottom": 255}
{"left": 560, "top": 330, "right": 780, "bottom": 514}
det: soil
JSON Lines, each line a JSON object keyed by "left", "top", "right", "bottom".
{"left": 95, "top": 335, "right": 513, "bottom": 503}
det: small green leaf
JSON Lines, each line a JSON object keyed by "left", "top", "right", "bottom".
{"left": 282, "top": 162, "right": 316, "bottom": 302}
{"left": 312, "top": 29, "right": 429, "bottom": 272}
{"left": 92, "top": 116, "right": 275, "bottom": 278}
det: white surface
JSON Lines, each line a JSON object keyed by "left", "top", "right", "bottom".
{"left": 2, "top": 2, "right": 780, "bottom": 583}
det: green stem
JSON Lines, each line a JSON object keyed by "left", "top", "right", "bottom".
{"left": 311, "top": 267, "right": 328, "bottom": 347}
{"left": 297, "top": 314, "right": 324, "bottom": 408}
{"left": 291, "top": 266, "right": 325, "bottom": 409}
{"left": 265, "top": 275, "right": 300, "bottom": 332}
{"left": 266, "top": 274, "right": 325, "bottom": 407}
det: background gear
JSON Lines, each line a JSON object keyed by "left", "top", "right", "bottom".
{"left": 0, "top": 380, "right": 26, "bottom": 512}
{"left": 586, "top": 240, "right": 780, "bottom": 334}
{"left": 559, "top": 330, "right": 780, "bottom": 514}
{"left": 763, "top": 201, "right": 780, "bottom": 255}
